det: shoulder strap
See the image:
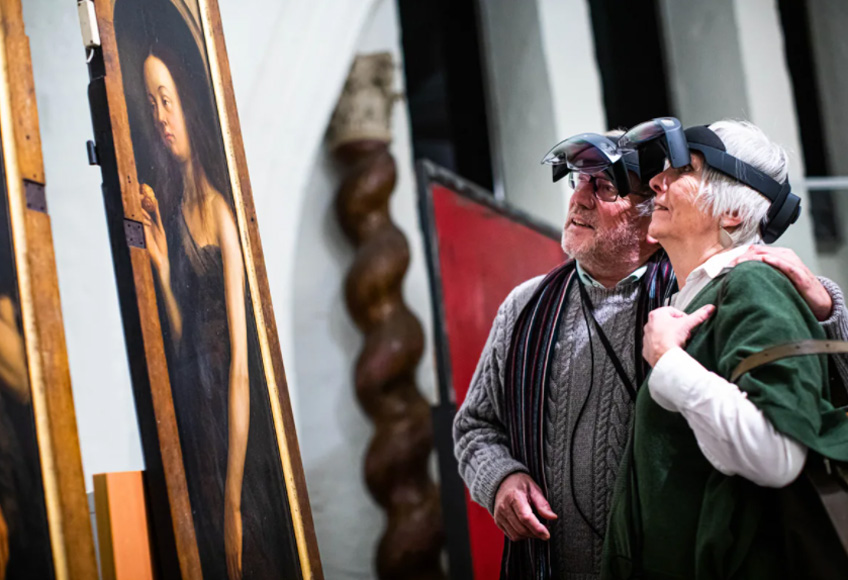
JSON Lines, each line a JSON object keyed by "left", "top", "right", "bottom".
{"left": 732, "top": 339, "right": 848, "bottom": 555}
{"left": 730, "top": 340, "right": 848, "bottom": 384}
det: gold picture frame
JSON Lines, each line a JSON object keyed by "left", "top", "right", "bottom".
{"left": 87, "top": 0, "right": 322, "bottom": 577}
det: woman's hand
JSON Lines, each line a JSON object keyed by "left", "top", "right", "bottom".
{"left": 140, "top": 184, "right": 170, "bottom": 278}
{"left": 643, "top": 305, "right": 715, "bottom": 367}
{"left": 224, "top": 487, "right": 243, "bottom": 580}
{"left": 730, "top": 246, "right": 833, "bottom": 321}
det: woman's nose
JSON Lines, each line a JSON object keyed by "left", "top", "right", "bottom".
{"left": 649, "top": 171, "right": 667, "bottom": 197}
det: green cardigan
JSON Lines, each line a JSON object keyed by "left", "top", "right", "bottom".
{"left": 602, "top": 261, "right": 848, "bottom": 580}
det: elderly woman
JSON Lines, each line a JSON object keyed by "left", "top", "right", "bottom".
{"left": 602, "top": 120, "right": 848, "bottom": 580}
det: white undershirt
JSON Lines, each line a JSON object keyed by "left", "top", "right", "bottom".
{"left": 648, "top": 245, "right": 807, "bottom": 488}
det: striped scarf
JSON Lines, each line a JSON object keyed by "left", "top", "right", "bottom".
{"left": 500, "top": 250, "right": 675, "bottom": 579}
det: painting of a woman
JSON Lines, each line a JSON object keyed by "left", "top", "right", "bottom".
{"left": 114, "top": 2, "right": 302, "bottom": 576}
{"left": 0, "top": 157, "right": 53, "bottom": 580}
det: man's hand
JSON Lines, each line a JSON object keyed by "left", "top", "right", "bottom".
{"left": 493, "top": 472, "right": 557, "bottom": 542}
{"left": 730, "top": 246, "right": 832, "bottom": 321}
{"left": 643, "top": 305, "right": 715, "bottom": 367}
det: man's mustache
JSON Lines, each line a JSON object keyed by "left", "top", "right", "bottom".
{"left": 567, "top": 211, "right": 596, "bottom": 228}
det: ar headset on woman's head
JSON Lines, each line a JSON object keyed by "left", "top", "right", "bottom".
{"left": 618, "top": 116, "right": 801, "bottom": 243}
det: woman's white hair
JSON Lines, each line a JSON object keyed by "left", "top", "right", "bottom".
{"left": 696, "top": 120, "right": 790, "bottom": 246}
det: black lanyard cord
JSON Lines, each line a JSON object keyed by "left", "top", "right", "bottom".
{"left": 577, "top": 277, "right": 638, "bottom": 402}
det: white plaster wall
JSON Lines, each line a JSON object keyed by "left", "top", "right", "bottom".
{"left": 732, "top": 0, "right": 817, "bottom": 269}
{"left": 479, "top": 0, "right": 608, "bottom": 230}
{"left": 536, "top": 0, "right": 608, "bottom": 221}
{"left": 24, "top": 0, "right": 144, "bottom": 486}
{"left": 537, "top": 0, "right": 607, "bottom": 148}
{"left": 219, "top": 0, "right": 381, "bottom": 419}
{"left": 805, "top": 0, "right": 848, "bottom": 291}
{"left": 477, "top": 0, "right": 564, "bottom": 223}
{"left": 291, "top": 1, "right": 437, "bottom": 576}
{"left": 657, "top": 0, "right": 819, "bottom": 269}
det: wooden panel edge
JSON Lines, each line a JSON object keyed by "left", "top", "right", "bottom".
{"left": 0, "top": 0, "right": 97, "bottom": 578}
{"left": 201, "top": 1, "right": 323, "bottom": 577}
{"left": 92, "top": 0, "right": 203, "bottom": 577}
{"left": 94, "top": 474, "right": 117, "bottom": 580}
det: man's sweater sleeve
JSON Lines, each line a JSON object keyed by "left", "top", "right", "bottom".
{"left": 453, "top": 294, "right": 529, "bottom": 514}
{"left": 818, "top": 276, "right": 848, "bottom": 386}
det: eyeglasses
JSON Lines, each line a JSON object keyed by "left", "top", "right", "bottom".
{"left": 541, "top": 133, "right": 634, "bottom": 196}
{"left": 567, "top": 172, "right": 622, "bottom": 202}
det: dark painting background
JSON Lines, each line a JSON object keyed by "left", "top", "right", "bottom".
{"left": 0, "top": 129, "right": 54, "bottom": 579}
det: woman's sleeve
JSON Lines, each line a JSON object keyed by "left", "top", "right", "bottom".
{"left": 649, "top": 346, "right": 807, "bottom": 487}
{"left": 711, "top": 263, "right": 848, "bottom": 462}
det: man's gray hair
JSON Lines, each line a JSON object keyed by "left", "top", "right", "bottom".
{"left": 697, "top": 120, "right": 790, "bottom": 246}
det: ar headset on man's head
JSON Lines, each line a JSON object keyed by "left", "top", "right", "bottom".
{"left": 617, "top": 116, "right": 801, "bottom": 243}
{"left": 540, "top": 132, "right": 644, "bottom": 197}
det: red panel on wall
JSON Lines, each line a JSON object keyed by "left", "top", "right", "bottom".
{"left": 419, "top": 163, "right": 565, "bottom": 580}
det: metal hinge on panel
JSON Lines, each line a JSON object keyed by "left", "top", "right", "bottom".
{"left": 124, "top": 219, "right": 146, "bottom": 249}
{"left": 77, "top": 0, "right": 101, "bottom": 50}
{"left": 24, "top": 180, "right": 47, "bottom": 213}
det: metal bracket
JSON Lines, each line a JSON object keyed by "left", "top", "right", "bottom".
{"left": 86, "top": 140, "right": 99, "bottom": 166}
{"left": 24, "top": 180, "right": 47, "bottom": 213}
{"left": 77, "top": 0, "right": 101, "bottom": 50}
{"left": 124, "top": 219, "right": 145, "bottom": 249}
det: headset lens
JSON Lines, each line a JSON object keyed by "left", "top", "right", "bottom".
{"left": 542, "top": 134, "right": 621, "bottom": 173}
{"left": 619, "top": 117, "right": 680, "bottom": 151}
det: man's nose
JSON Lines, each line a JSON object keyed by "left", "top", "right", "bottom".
{"left": 570, "top": 181, "right": 596, "bottom": 209}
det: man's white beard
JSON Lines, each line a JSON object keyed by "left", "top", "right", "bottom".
{"left": 561, "top": 219, "right": 645, "bottom": 273}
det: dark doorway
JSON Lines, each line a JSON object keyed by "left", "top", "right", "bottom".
{"left": 397, "top": 0, "right": 494, "bottom": 192}
{"left": 587, "top": 0, "right": 672, "bottom": 130}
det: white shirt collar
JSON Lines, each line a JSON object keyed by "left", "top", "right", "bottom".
{"left": 670, "top": 244, "right": 752, "bottom": 311}
{"left": 575, "top": 261, "right": 648, "bottom": 289}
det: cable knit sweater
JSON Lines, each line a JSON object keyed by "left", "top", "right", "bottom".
{"left": 453, "top": 272, "right": 848, "bottom": 580}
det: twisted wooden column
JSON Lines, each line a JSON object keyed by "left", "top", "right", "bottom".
{"left": 329, "top": 53, "right": 445, "bottom": 580}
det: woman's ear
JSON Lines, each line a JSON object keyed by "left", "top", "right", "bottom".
{"left": 719, "top": 212, "right": 743, "bottom": 229}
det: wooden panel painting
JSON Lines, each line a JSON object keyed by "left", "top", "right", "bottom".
{"left": 87, "top": 0, "right": 322, "bottom": 578}
{"left": 0, "top": 114, "right": 54, "bottom": 580}
{"left": 0, "top": 0, "right": 97, "bottom": 578}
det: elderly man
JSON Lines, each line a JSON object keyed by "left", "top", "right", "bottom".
{"left": 453, "top": 127, "right": 848, "bottom": 579}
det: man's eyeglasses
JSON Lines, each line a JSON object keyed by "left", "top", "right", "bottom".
{"left": 567, "top": 172, "right": 622, "bottom": 202}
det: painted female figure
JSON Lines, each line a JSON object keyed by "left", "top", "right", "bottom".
{"left": 0, "top": 189, "right": 53, "bottom": 580}
{"left": 137, "top": 42, "right": 298, "bottom": 579}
